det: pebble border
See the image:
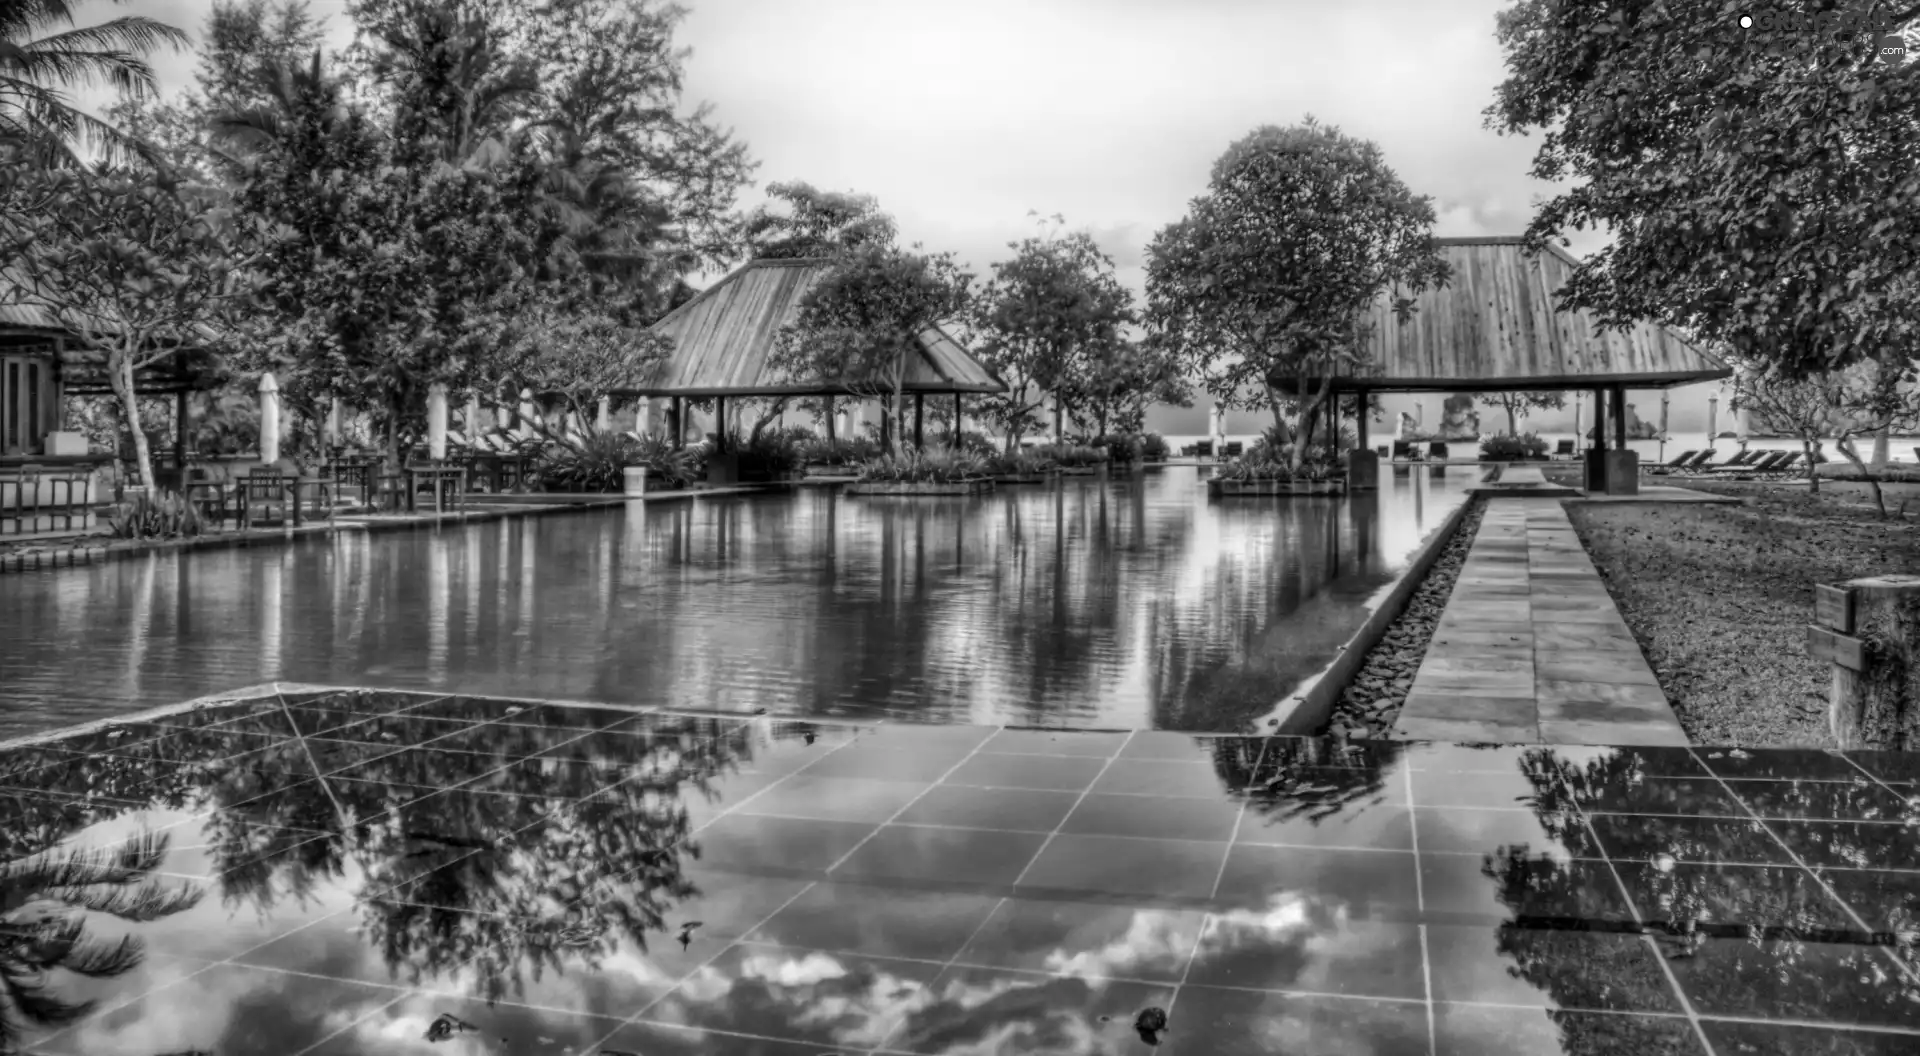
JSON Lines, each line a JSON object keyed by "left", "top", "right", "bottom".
{"left": 1325, "top": 496, "right": 1490, "bottom": 739}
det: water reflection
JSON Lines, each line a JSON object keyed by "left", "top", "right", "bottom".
{"left": 0, "top": 469, "right": 1480, "bottom": 738}
{"left": 2, "top": 697, "right": 1917, "bottom": 1053}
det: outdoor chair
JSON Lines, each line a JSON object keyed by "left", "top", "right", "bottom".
{"left": 1647, "top": 450, "right": 1699, "bottom": 475}
{"left": 1552, "top": 439, "right": 1576, "bottom": 460}
{"left": 1712, "top": 451, "right": 1786, "bottom": 476}
{"left": 1392, "top": 440, "right": 1415, "bottom": 461}
{"left": 1429, "top": 442, "right": 1449, "bottom": 461}
{"left": 0, "top": 463, "right": 92, "bottom": 535}
{"left": 1755, "top": 451, "right": 1806, "bottom": 478}
{"left": 1698, "top": 450, "right": 1757, "bottom": 472}
{"left": 1223, "top": 441, "right": 1244, "bottom": 458}
{"left": 1676, "top": 450, "right": 1728, "bottom": 473}
{"left": 1193, "top": 440, "right": 1214, "bottom": 458}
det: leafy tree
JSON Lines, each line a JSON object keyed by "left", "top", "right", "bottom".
{"left": 1481, "top": 389, "right": 1567, "bottom": 436}
{"left": 1485, "top": 0, "right": 1920, "bottom": 381}
{"left": 1068, "top": 334, "right": 1192, "bottom": 438}
{"left": 0, "top": 167, "right": 262, "bottom": 488}
{"left": 972, "top": 215, "right": 1135, "bottom": 452}
{"left": 742, "top": 179, "right": 897, "bottom": 261}
{"left": 1731, "top": 352, "right": 1920, "bottom": 510}
{"left": 483, "top": 291, "right": 673, "bottom": 447}
{"left": 0, "top": 0, "right": 189, "bottom": 168}
{"left": 768, "top": 244, "right": 973, "bottom": 453}
{"left": 1145, "top": 118, "right": 1449, "bottom": 472}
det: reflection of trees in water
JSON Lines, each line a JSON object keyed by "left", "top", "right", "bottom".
{"left": 1208, "top": 736, "right": 1403, "bottom": 820}
{"left": 1477, "top": 748, "right": 1920, "bottom": 1049}
{"left": 0, "top": 696, "right": 767, "bottom": 1023}
{"left": 0, "top": 829, "right": 204, "bottom": 1053}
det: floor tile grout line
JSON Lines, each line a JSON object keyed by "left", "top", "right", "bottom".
{"left": 1832, "top": 749, "right": 1918, "bottom": 803}
{"left": 1684, "top": 746, "right": 1920, "bottom": 987}
{"left": 580, "top": 880, "right": 826, "bottom": 1056}
{"left": 682, "top": 728, "right": 871, "bottom": 839}
{"left": 1009, "top": 730, "right": 1140, "bottom": 889}
{"left": 864, "top": 893, "right": 1014, "bottom": 1056}
{"left": 1402, "top": 759, "right": 1436, "bottom": 1056}
{"left": 1570, "top": 793, "right": 1719, "bottom": 1056}
{"left": 1207, "top": 736, "right": 1268, "bottom": 900}
{"left": 823, "top": 732, "right": 1012, "bottom": 875}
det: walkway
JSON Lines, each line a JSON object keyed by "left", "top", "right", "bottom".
{"left": 1391, "top": 502, "right": 1688, "bottom": 746}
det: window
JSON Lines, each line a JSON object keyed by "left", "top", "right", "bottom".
{"left": 1, "top": 354, "right": 52, "bottom": 455}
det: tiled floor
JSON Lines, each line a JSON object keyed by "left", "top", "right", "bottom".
{"left": 1394, "top": 502, "right": 1691, "bottom": 746}
{"left": 1, "top": 687, "right": 1917, "bottom": 1055}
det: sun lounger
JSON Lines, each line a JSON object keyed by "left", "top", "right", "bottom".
{"left": 1429, "top": 442, "right": 1450, "bottom": 461}
{"left": 1699, "top": 450, "right": 1760, "bottom": 472}
{"left": 1553, "top": 439, "right": 1577, "bottom": 460}
{"left": 1710, "top": 451, "right": 1787, "bottom": 477}
{"left": 1647, "top": 450, "right": 1699, "bottom": 474}
{"left": 1755, "top": 451, "right": 1806, "bottom": 478}
{"left": 1392, "top": 440, "right": 1415, "bottom": 461}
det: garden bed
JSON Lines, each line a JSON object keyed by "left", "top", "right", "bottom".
{"left": 845, "top": 479, "right": 995, "bottom": 496}
{"left": 1323, "top": 498, "right": 1488, "bottom": 738}
{"left": 1053, "top": 466, "right": 1107, "bottom": 477}
{"left": 993, "top": 474, "right": 1048, "bottom": 484}
{"left": 1208, "top": 478, "right": 1346, "bottom": 496}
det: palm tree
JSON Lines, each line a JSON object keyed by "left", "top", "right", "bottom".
{"left": 0, "top": 833, "right": 204, "bottom": 1048}
{"left": 0, "top": 0, "right": 190, "bottom": 168}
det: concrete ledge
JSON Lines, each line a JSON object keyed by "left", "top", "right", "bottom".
{"left": 1262, "top": 494, "right": 1483, "bottom": 736}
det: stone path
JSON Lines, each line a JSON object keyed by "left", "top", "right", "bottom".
{"left": 1390, "top": 502, "right": 1688, "bottom": 746}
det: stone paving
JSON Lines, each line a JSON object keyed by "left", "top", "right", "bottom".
{"left": 1392, "top": 502, "right": 1689, "bottom": 746}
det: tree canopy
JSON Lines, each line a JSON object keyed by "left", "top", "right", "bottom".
{"left": 1146, "top": 117, "right": 1449, "bottom": 469}
{"left": 1486, "top": 0, "right": 1920, "bottom": 381}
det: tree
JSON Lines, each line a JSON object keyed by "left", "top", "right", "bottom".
{"left": 1485, "top": 1, "right": 1920, "bottom": 382}
{"left": 972, "top": 215, "right": 1135, "bottom": 452}
{"left": 483, "top": 290, "right": 673, "bottom": 446}
{"left": 1145, "top": 118, "right": 1449, "bottom": 472}
{"left": 1731, "top": 351, "right": 1920, "bottom": 511}
{"left": 1481, "top": 389, "right": 1566, "bottom": 436}
{"left": 1, "top": 167, "right": 262, "bottom": 489}
{"left": 1069, "top": 333, "right": 1192, "bottom": 438}
{"left": 768, "top": 244, "right": 972, "bottom": 453}
{"left": 742, "top": 179, "right": 897, "bottom": 261}
{"left": 0, "top": 0, "right": 189, "bottom": 168}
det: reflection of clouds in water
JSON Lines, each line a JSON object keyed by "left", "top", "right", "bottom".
{"left": 60, "top": 967, "right": 374, "bottom": 1055}
{"left": 1197, "top": 892, "right": 1412, "bottom": 994}
{"left": 1041, "top": 908, "right": 1203, "bottom": 979}
{"left": 665, "top": 949, "right": 907, "bottom": 1048}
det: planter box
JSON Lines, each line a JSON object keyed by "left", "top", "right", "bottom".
{"left": 993, "top": 473, "right": 1047, "bottom": 484}
{"left": 846, "top": 478, "right": 994, "bottom": 496}
{"left": 1208, "top": 478, "right": 1347, "bottom": 496}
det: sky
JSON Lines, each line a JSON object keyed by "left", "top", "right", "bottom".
{"left": 76, "top": 0, "right": 1741, "bottom": 436}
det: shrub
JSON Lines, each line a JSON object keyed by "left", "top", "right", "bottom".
{"left": 1215, "top": 450, "right": 1340, "bottom": 482}
{"left": 1480, "top": 433, "right": 1549, "bottom": 461}
{"left": 798, "top": 436, "right": 881, "bottom": 466}
{"left": 532, "top": 432, "right": 643, "bottom": 492}
{"left": 731, "top": 429, "right": 803, "bottom": 477}
{"left": 1029, "top": 443, "right": 1106, "bottom": 468}
{"left": 107, "top": 490, "right": 204, "bottom": 539}
{"left": 985, "top": 450, "right": 1053, "bottom": 476}
{"left": 932, "top": 429, "right": 998, "bottom": 457}
{"left": 1092, "top": 434, "right": 1145, "bottom": 463}
{"left": 1140, "top": 433, "right": 1170, "bottom": 461}
{"left": 855, "top": 448, "right": 988, "bottom": 483}
{"left": 628, "top": 434, "right": 698, "bottom": 487}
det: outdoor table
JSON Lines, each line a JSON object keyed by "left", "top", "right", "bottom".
{"left": 235, "top": 472, "right": 303, "bottom": 529}
{"left": 183, "top": 479, "right": 231, "bottom": 526}
{"left": 404, "top": 463, "right": 469, "bottom": 513}
{"left": 327, "top": 456, "right": 385, "bottom": 507}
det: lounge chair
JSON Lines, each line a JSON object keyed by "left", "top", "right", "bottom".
{"left": 1392, "top": 440, "right": 1415, "bottom": 461}
{"left": 1755, "top": 451, "right": 1806, "bottom": 478}
{"left": 1223, "top": 441, "right": 1244, "bottom": 458}
{"left": 1647, "top": 450, "right": 1699, "bottom": 475}
{"left": 1194, "top": 440, "right": 1214, "bottom": 458}
{"left": 1429, "top": 442, "right": 1450, "bottom": 461}
{"left": 1552, "top": 439, "right": 1576, "bottom": 460}
{"left": 1698, "top": 450, "right": 1759, "bottom": 472}
{"left": 1711, "top": 451, "right": 1786, "bottom": 476}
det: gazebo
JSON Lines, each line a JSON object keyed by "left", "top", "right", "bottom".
{"left": 618, "top": 258, "right": 1006, "bottom": 476}
{"left": 0, "top": 297, "right": 224, "bottom": 477}
{"left": 1275, "top": 236, "right": 1731, "bottom": 494}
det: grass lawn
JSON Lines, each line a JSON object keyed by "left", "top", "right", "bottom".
{"left": 1543, "top": 473, "right": 1920, "bottom": 746}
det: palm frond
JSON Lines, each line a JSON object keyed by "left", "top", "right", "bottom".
{"left": 0, "top": 831, "right": 171, "bottom": 889}
{"left": 0, "top": 975, "right": 98, "bottom": 1029}
{"left": 47, "top": 876, "right": 204, "bottom": 922}
{"left": 52, "top": 931, "right": 146, "bottom": 978}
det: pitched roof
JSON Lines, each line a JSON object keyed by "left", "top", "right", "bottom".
{"left": 629, "top": 257, "right": 1006, "bottom": 397}
{"left": 1275, "top": 237, "right": 1731, "bottom": 392}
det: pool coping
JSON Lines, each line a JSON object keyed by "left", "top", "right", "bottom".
{"left": 0, "top": 500, "right": 625, "bottom": 575}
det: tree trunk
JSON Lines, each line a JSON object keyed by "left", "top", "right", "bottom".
{"left": 1804, "top": 435, "right": 1821, "bottom": 494}
{"left": 110, "top": 351, "right": 155, "bottom": 490}
{"left": 386, "top": 392, "right": 403, "bottom": 470}
{"left": 1506, "top": 403, "right": 1518, "bottom": 437}
{"left": 1836, "top": 432, "right": 1885, "bottom": 515}
{"left": 1872, "top": 425, "right": 1891, "bottom": 469}
{"left": 825, "top": 396, "right": 837, "bottom": 442}
{"left": 749, "top": 398, "right": 786, "bottom": 445}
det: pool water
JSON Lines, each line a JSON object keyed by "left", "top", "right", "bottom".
{"left": 0, "top": 466, "right": 1482, "bottom": 739}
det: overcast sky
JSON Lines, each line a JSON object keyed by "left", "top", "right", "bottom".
{"left": 81, "top": 0, "right": 1734, "bottom": 434}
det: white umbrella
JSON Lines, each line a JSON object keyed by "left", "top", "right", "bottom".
{"left": 1658, "top": 391, "right": 1670, "bottom": 463}
{"left": 258, "top": 373, "right": 280, "bottom": 464}
{"left": 1706, "top": 393, "right": 1718, "bottom": 451}
{"left": 426, "top": 384, "right": 448, "bottom": 461}
{"left": 1573, "top": 400, "right": 1583, "bottom": 452}
{"left": 1737, "top": 402, "right": 1751, "bottom": 450}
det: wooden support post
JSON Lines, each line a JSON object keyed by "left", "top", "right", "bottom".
{"left": 914, "top": 394, "right": 925, "bottom": 449}
{"left": 714, "top": 396, "right": 727, "bottom": 452}
{"left": 1592, "top": 388, "right": 1604, "bottom": 450}
{"left": 174, "top": 389, "right": 189, "bottom": 478}
{"left": 671, "top": 397, "right": 683, "bottom": 451}
{"left": 1355, "top": 390, "right": 1368, "bottom": 451}
{"left": 825, "top": 395, "right": 836, "bottom": 441}
{"left": 1612, "top": 385, "right": 1628, "bottom": 450}
{"left": 1809, "top": 575, "right": 1920, "bottom": 748}
{"left": 953, "top": 393, "right": 963, "bottom": 449}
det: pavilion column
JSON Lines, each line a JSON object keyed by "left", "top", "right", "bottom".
{"left": 174, "top": 389, "right": 189, "bottom": 473}
{"left": 671, "top": 397, "right": 683, "bottom": 450}
{"left": 1611, "top": 385, "right": 1627, "bottom": 450}
{"left": 914, "top": 394, "right": 925, "bottom": 448}
{"left": 1591, "top": 389, "right": 1604, "bottom": 450}
{"left": 714, "top": 396, "right": 727, "bottom": 452}
{"left": 954, "top": 393, "right": 963, "bottom": 449}
{"left": 1355, "top": 391, "right": 1368, "bottom": 451}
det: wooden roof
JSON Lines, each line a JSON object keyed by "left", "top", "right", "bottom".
{"left": 628, "top": 257, "right": 1006, "bottom": 397}
{"left": 1276, "top": 237, "right": 1730, "bottom": 392}
{"left": 0, "top": 288, "right": 226, "bottom": 395}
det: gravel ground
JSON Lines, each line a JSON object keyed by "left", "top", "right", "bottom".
{"left": 1564, "top": 479, "right": 1920, "bottom": 747}
{"left": 1325, "top": 497, "right": 1488, "bottom": 738}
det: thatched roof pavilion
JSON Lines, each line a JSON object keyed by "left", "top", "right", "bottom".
{"left": 618, "top": 257, "right": 1004, "bottom": 450}
{"left": 624, "top": 257, "right": 1004, "bottom": 398}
